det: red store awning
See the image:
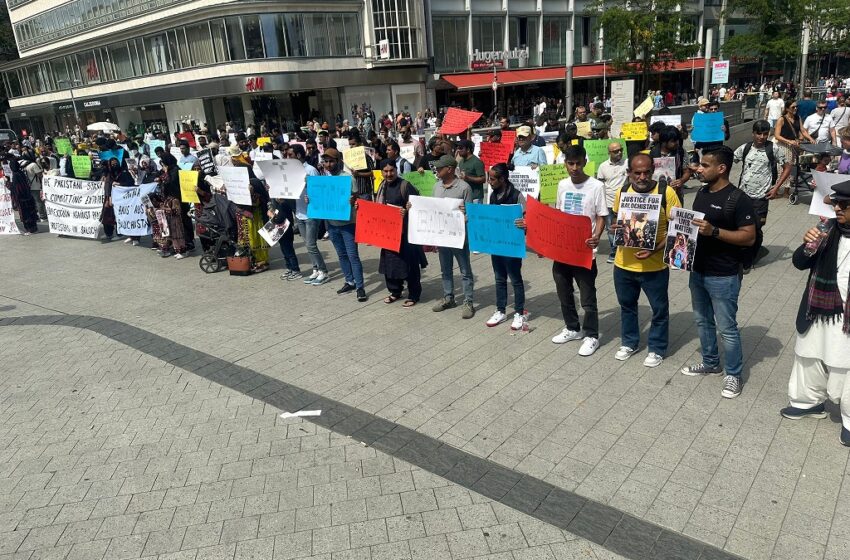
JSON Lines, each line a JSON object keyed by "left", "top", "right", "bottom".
{"left": 442, "top": 59, "right": 712, "bottom": 90}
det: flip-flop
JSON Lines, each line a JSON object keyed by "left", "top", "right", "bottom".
{"left": 402, "top": 300, "right": 417, "bottom": 308}
{"left": 384, "top": 295, "right": 399, "bottom": 304}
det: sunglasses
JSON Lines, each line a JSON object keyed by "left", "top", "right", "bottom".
{"left": 817, "top": 106, "right": 827, "bottom": 110}
{"left": 517, "top": 135, "right": 528, "bottom": 140}
{"left": 832, "top": 198, "right": 850, "bottom": 209}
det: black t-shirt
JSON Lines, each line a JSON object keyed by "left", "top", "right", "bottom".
{"left": 692, "top": 184, "right": 756, "bottom": 276}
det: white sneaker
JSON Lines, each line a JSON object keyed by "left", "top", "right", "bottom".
{"left": 578, "top": 337, "right": 599, "bottom": 356}
{"left": 615, "top": 346, "right": 637, "bottom": 361}
{"left": 131, "top": 240, "right": 139, "bottom": 246}
{"left": 485, "top": 311, "right": 507, "bottom": 327}
{"left": 510, "top": 312, "right": 525, "bottom": 331}
{"left": 311, "top": 272, "right": 330, "bottom": 285}
{"left": 552, "top": 328, "right": 582, "bottom": 344}
{"left": 643, "top": 352, "right": 663, "bottom": 368}
{"left": 124, "top": 237, "right": 133, "bottom": 244}
{"left": 304, "top": 270, "right": 319, "bottom": 284}
{"left": 174, "top": 253, "right": 186, "bottom": 260}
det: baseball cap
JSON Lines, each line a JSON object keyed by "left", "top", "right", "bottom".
{"left": 516, "top": 125, "right": 532, "bottom": 137}
{"left": 433, "top": 154, "right": 457, "bottom": 169}
{"left": 322, "top": 148, "right": 341, "bottom": 160}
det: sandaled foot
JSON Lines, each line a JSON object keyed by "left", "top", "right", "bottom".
{"left": 384, "top": 295, "right": 400, "bottom": 304}
{"left": 402, "top": 299, "right": 417, "bottom": 308}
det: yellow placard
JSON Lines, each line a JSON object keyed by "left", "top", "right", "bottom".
{"left": 256, "top": 137, "right": 272, "bottom": 147}
{"left": 621, "top": 121, "right": 649, "bottom": 141}
{"left": 552, "top": 143, "right": 561, "bottom": 162}
{"left": 576, "top": 121, "right": 592, "bottom": 138}
{"left": 179, "top": 170, "right": 200, "bottom": 203}
{"left": 343, "top": 146, "right": 367, "bottom": 170}
{"left": 372, "top": 170, "right": 383, "bottom": 193}
{"left": 633, "top": 97, "right": 654, "bottom": 118}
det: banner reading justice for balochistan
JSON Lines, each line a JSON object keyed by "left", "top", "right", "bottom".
{"left": 43, "top": 176, "right": 104, "bottom": 238}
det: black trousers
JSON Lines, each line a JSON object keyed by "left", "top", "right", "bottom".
{"left": 386, "top": 265, "right": 422, "bottom": 301}
{"left": 552, "top": 260, "right": 599, "bottom": 338}
{"left": 181, "top": 203, "right": 194, "bottom": 248}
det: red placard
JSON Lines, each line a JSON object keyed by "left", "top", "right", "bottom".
{"left": 525, "top": 197, "right": 593, "bottom": 269}
{"left": 478, "top": 141, "right": 513, "bottom": 170}
{"left": 355, "top": 199, "right": 403, "bottom": 253}
{"left": 176, "top": 132, "right": 196, "bottom": 148}
{"left": 501, "top": 129, "right": 516, "bottom": 148}
{"left": 439, "top": 108, "right": 483, "bottom": 135}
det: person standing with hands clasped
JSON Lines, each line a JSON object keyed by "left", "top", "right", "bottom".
{"left": 682, "top": 146, "right": 757, "bottom": 399}
{"left": 780, "top": 180, "right": 850, "bottom": 446}
{"left": 550, "top": 145, "right": 608, "bottom": 356}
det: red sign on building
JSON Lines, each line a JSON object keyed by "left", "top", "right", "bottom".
{"left": 245, "top": 77, "right": 265, "bottom": 92}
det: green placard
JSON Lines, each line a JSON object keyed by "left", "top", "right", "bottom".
{"left": 538, "top": 164, "right": 568, "bottom": 205}
{"left": 71, "top": 155, "right": 91, "bottom": 179}
{"left": 402, "top": 170, "right": 437, "bottom": 197}
{"left": 54, "top": 138, "right": 72, "bottom": 156}
{"left": 584, "top": 139, "right": 627, "bottom": 178}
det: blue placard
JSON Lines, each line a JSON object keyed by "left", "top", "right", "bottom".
{"left": 148, "top": 139, "right": 166, "bottom": 160}
{"left": 99, "top": 149, "right": 124, "bottom": 165}
{"left": 691, "top": 112, "right": 725, "bottom": 143}
{"left": 465, "top": 202, "right": 526, "bottom": 258}
{"left": 177, "top": 162, "right": 194, "bottom": 171}
{"left": 306, "top": 175, "right": 353, "bottom": 221}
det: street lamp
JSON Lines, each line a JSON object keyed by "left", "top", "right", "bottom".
{"left": 58, "top": 79, "right": 82, "bottom": 130}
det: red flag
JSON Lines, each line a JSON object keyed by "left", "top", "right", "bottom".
{"left": 439, "top": 108, "right": 483, "bottom": 135}
{"left": 355, "top": 199, "right": 403, "bottom": 252}
{"left": 525, "top": 197, "right": 593, "bottom": 269}
{"left": 479, "top": 141, "right": 513, "bottom": 170}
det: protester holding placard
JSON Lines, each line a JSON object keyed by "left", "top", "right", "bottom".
{"left": 683, "top": 147, "right": 757, "bottom": 399}
{"left": 611, "top": 153, "right": 681, "bottom": 368}
{"left": 375, "top": 159, "right": 424, "bottom": 307}
{"left": 155, "top": 154, "right": 189, "bottom": 259}
{"left": 648, "top": 127, "right": 692, "bottom": 204}
{"left": 550, "top": 145, "right": 608, "bottom": 356}
{"left": 596, "top": 142, "right": 629, "bottom": 263}
{"left": 386, "top": 141, "right": 412, "bottom": 175}
{"left": 99, "top": 157, "right": 124, "bottom": 242}
{"left": 5, "top": 159, "right": 38, "bottom": 235}
{"left": 426, "top": 155, "right": 475, "bottom": 318}
{"left": 456, "top": 140, "right": 486, "bottom": 204}
{"left": 512, "top": 126, "right": 547, "bottom": 168}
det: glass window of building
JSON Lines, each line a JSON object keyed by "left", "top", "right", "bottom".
{"left": 259, "top": 14, "right": 285, "bottom": 58}
{"left": 169, "top": 29, "right": 190, "bottom": 68}
{"left": 225, "top": 17, "right": 246, "bottom": 61}
{"left": 283, "top": 14, "right": 307, "bottom": 57}
{"left": 508, "top": 16, "right": 538, "bottom": 68}
{"left": 242, "top": 15, "right": 265, "bottom": 59}
{"left": 145, "top": 34, "right": 173, "bottom": 74}
{"left": 130, "top": 38, "right": 149, "bottom": 75}
{"left": 210, "top": 19, "right": 230, "bottom": 63}
{"left": 109, "top": 42, "right": 135, "bottom": 79}
{"left": 432, "top": 16, "right": 468, "bottom": 73}
{"left": 6, "top": 71, "right": 22, "bottom": 98}
{"left": 185, "top": 23, "right": 215, "bottom": 66}
{"left": 542, "top": 17, "right": 568, "bottom": 66}
{"left": 306, "top": 14, "right": 330, "bottom": 57}
{"left": 50, "top": 58, "right": 70, "bottom": 88}
{"left": 371, "top": 0, "right": 417, "bottom": 59}
{"left": 327, "top": 13, "right": 347, "bottom": 55}
{"left": 76, "top": 50, "right": 102, "bottom": 84}
{"left": 341, "top": 13, "right": 361, "bottom": 56}
{"left": 472, "top": 16, "right": 504, "bottom": 54}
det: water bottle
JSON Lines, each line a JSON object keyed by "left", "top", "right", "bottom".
{"left": 803, "top": 218, "right": 832, "bottom": 256}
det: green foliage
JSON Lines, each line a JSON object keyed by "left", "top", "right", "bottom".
{"left": 0, "top": 6, "right": 17, "bottom": 61}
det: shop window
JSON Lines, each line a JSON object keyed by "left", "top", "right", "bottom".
{"left": 341, "top": 13, "right": 361, "bottom": 56}
{"left": 472, "top": 16, "right": 504, "bottom": 54}
{"left": 109, "top": 42, "right": 135, "bottom": 79}
{"left": 306, "top": 14, "right": 330, "bottom": 57}
{"left": 542, "top": 17, "right": 568, "bottom": 66}
{"left": 283, "top": 14, "right": 307, "bottom": 57}
{"left": 259, "top": 14, "right": 285, "bottom": 58}
{"left": 50, "top": 58, "right": 71, "bottom": 89}
{"left": 242, "top": 15, "right": 264, "bottom": 59}
{"left": 77, "top": 50, "right": 102, "bottom": 85}
{"left": 225, "top": 17, "right": 246, "bottom": 61}
{"left": 210, "top": 19, "right": 230, "bottom": 63}
{"left": 508, "top": 16, "right": 538, "bottom": 68}
{"left": 185, "top": 23, "right": 215, "bottom": 66}
{"left": 432, "top": 16, "right": 468, "bottom": 73}
{"left": 144, "top": 34, "right": 173, "bottom": 74}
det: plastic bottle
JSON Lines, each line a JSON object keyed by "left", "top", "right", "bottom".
{"left": 803, "top": 218, "right": 832, "bottom": 257}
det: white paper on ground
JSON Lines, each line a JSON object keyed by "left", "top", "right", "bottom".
{"left": 279, "top": 410, "right": 322, "bottom": 419}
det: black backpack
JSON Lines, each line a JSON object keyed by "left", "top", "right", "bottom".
{"left": 738, "top": 141, "right": 777, "bottom": 185}
{"left": 723, "top": 187, "right": 762, "bottom": 270}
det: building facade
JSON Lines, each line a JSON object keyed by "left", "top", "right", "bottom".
{"left": 2, "top": 0, "right": 430, "bottom": 137}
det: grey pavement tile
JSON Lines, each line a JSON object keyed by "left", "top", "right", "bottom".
{"left": 349, "top": 518, "right": 389, "bottom": 549}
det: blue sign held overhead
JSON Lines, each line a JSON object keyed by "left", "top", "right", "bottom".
{"left": 306, "top": 175, "right": 353, "bottom": 221}
{"left": 98, "top": 149, "right": 124, "bottom": 165}
{"left": 691, "top": 112, "right": 726, "bottom": 143}
{"left": 465, "top": 202, "right": 526, "bottom": 259}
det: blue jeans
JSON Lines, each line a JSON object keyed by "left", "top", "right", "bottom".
{"left": 613, "top": 267, "right": 670, "bottom": 355}
{"left": 297, "top": 218, "right": 327, "bottom": 273}
{"left": 689, "top": 272, "right": 743, "bottom": 377}
{"left": 328, "top": 223, "right": 364, "bottom": 289}
{"left": 279, "top": 225, "right": 300, "bottom": 272}
{"left": 438, "top": 245, "right": 474, "bottom": 303}
{"left": 491, "top": 256, "right": 524, "bottom": 314}
{"left": 604, "top": 209, "right": 616, "bottom": 259}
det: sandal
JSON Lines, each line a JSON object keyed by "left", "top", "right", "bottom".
{"left": 384, "top": 295, "right": 400, "bottom": 304}
{"left": 402, "top": 300, "right": 417, "bottom": 308}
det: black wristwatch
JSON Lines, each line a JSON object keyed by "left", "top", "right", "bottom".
{"left": 711, "top": 227, "right": 721, "bottom": 239}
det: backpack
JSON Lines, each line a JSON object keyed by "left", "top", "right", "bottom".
{"left": 739, "top": 141, "right": 777, "bottom": 185}
{"left": 723, "top": 187, "right": 762, "bottom": 270}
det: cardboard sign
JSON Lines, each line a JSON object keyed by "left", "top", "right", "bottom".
{"left": 610, "top": 79, "right": 635, "bottom": 138}
{"left": 343, "top": 146, "right": 367, "bottom": 170}
{"left": 539, "top": 164, "right": 568, "bottom": 205}
{"left": 633, "top": 97, "right": 654, "bottom": 118}
{"left": 306, "top": 175, "right": 353, "bottom": 221}
{"left": 650, "top": 115, "right": 682, "bottom": 127}
{"left": 407, "top": 195, "right": 466, "bottom": 249}
{"left": 509, "top": 166, "right": 540, "bottom": 200}
{"left": 465, "top": 203, "right": 525, "bottom": 258}
{"left": 113, "top": 183, "right": 157, "bottom": 236}
{"left": 439, "top": 108, "right": 483, "bottom": 135}
{"left": 479, "top": 141, "right": 513, "bottom": 170}
{"left": 584, "top": 139, "right": 627, "bottom": 177}
{"left": 196, "top": 149, "right": 217, "bottom": 175}
{"left": 691, "top": 112, "right": 726, "bottom": 143}
{"left": 401, "top": 171, "right": 437, "bottom": 197}
{"left": 0, "top": 182, "right": 19, "bottom": 234}
{"left": 525, "top": 197, "right": 593, "bottom": 269}
{"left": 615, "top": 192, "right": 662, "bottom": 250}
{"left": 663, "top": 207, "right": 704, "bottom": 271}
{"left": 54, "top": 138, "right": 73, "bottom": 156}
{"left": 576, "top": 121, "right": 592, "bottom": 139}
{"left": 71, "top": 155, "right": 91, "bottom": 179}
{"left": 256, "top": 137, "right": 272, "bottom": 147}
{"left": 621, "top": 122, "right": 649, "bottom": 141}
{"left": 811, "top": 171, "right": 843, "bottom": 218}
{"left": 259, "top": 159, "right": 308, "bottom": 199}
{"left": 218, "top": 166, "right": 252, "bottom": 205}
{"left": 43, "top": 176, "right": 103, "bottom": 238}
{"left": 178, "top": 170, "right": 200, "bottom": 203}
{"left": 354, "top": 199, "right": 403, "bottom": 252}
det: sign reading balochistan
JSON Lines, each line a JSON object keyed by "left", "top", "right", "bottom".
{"left": 245, "top": 77, "right": 264, "bottom": 92}
{"left": 469, "top": 47, "right": 529, "bottom": 70}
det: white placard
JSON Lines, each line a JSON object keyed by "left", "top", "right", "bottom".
{"left": 399, "top": 143, "right": 416, "bottom": 164}
{"left": 811, "top": 171, "right": 842, "bottom": 218}
{"left": 218, "top": 166, "right": 252, "bottom": 206}
{"left": 650, "top": 115, "right": 682, "bottom": 127}
{"left": 43, "top": 176, "right": 104, "bottom": 238}
{"left": 258, "top": 159, "right": 307, "bottom": 199}
{"left": 509, "top": 166, "right": 541, "bottom": 200}
{"left": 711, "top": 60, "right": 730, "bottom": 84}
{"left": 615, "top": 192, "right": 662, "bottom": 250}
{"left": 0, "top": 180, "right": 20, "bottom": 234}
{"left": 112, "top": 183, "right": 157, "bottom": 237}
{"left": 610, "top": 79, "right": 635, "bottom": 139}
{"left": 407, "top": 195, "right": 467, "bottom": 249}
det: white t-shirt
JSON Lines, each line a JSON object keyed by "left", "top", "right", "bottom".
{"left": 830, "top": 105, "right": 850, "bottom": 134}
{"left": 803, "top": 113, "right": 834, "bottom": 143}
{"left": 766, "top": 98, "right": 785, "bottom": 120}
{"left": 595, "top": 159, "right": 628, "bottom": 208}
{"left": 555, "top": 176, "right": 608, "bottom": 238}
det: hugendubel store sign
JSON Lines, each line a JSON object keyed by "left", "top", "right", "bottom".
{"left": 469, "top": 47, "right": 529, "bottom": 70}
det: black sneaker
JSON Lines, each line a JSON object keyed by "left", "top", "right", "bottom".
{"left": 841, "top": 426, "right": 850, "bottom": 447}
{"left": 337, "top": 283, "right": 356, "bottom": 294}
{"left": 356, "top": 288, "right": 368, "bottom": 302}
{"left": 721, "top": 375, "right": 742, "bottom": 399}
{"left": 780, "top": 403, "right": 827, "bottom": 420}
{"left": 681, "top": 362, "right": 723, "bottom": 376}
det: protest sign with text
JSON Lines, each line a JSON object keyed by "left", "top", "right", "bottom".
{"left": 0, "top": 181, "right": 19, "bottom": 234}
{"left": 306, "top": 175, "right": 353, "bottom": 221}
{"left": 811, "top": 171, "right": 843, "bottom": 218}
{"left": 576, "top": 122, "right": 592, "bottom": 139}
{"left": 584, "top": 139, "right": 627, "bottom": 177}
{"left": 650, "top": 115, "right": 682, "bottom": 127}
{"left": 621, "top": 121, "right": 649, "bottom": 141}
{"left": 479, "top": 141, "right": 513, "bottom": 170}
{"left": 113, "top": 183, "right": 157, "bottom": 236}
{"left": 54, "top": 138, "right": 73, "bottom": 156}
{"left": 539, "top": 164, "right": 568, "bottom": 205}
{"left": 257, "top": 218, "right": 290, "bottom": 247}
{"left": 407, "top": 195, "right": 466, "bottom": 249}
{"left": 652, "top": 156, "right": 677, "bottom": 183}
{"left": 439, "top": 108, "right": 483, "bottom": 135}
{"left": 525, "top": 197, "right": 593, "bottom": 269}
{"left": 178, "top": 170, "right": 200, "bottom": 203}
{"left": 343, "top": 146, "right": 367, "bottom": 170}
{"left": 402, "top": 171, "right": 437, "bottom": 197}
{"left": 196, "top": 149, "right": 217, "bottom": 175}
{"left": 148, "top": 139, "right": 166, "bottom": 161}
{"left": 355, "top": 199, "right": 403, "bottom": 252}
{"left": 399, "top": 143, "right": 416, "bottom": 164}
{"left": 615, "top": 192, "right": 662, "bottom": 249}
{"left": 99, "top": 149, "right": 124, "bottom": 165}
{"left": 663, "top": 207, "right": 704, "bottom": 271}
{"left": 43, "top": 176, "right": 104, "bottom": 238}
{"left": 509, "top": 166, "right": 540, "bottom": 200}
{"left": 691, "top": 112, "right": 725, "bottom": 143}
{"left": 466, "top": 203, "right": 525, "bottom": 258}
{"left": 71, "top": 155, "right": 91, "bottom": 179}
{"left": 633, "top": 97, "right": 654, "bottom": 118}
{"left": 218, "top": 166, "right": 252, "bottom": 205}
{"left": 258, "top": 159, "right": 307, "bottom": 199}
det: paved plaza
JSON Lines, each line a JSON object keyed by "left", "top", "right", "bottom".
{"left": 1, "top": 154, "right": 849, "bottom": 559}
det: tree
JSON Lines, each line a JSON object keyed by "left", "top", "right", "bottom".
{"left": 589, "top": 0, "right": 701, "bottom": 95}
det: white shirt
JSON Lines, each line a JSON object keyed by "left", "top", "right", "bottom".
{"left": 803, "top": 113, "right": 834, "bottom": 143}
{"left": 555, "top": 176, "right": 608, "bottom": 238}
{"left": 596, "top": 158, "right": 628, "bottom": 208}
{"left": 830, "top": 105, "right": 850, "bottom": 135}
{"left": 766, "top": 98, "right": 785, "bottom": 120}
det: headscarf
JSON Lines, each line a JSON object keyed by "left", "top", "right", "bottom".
{"left": 804, "top": 220, "right": 850, "bottom": 333}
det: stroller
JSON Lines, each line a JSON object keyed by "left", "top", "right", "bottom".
{"left": 197, "top": 193, "right": 238, "bottom": 273}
